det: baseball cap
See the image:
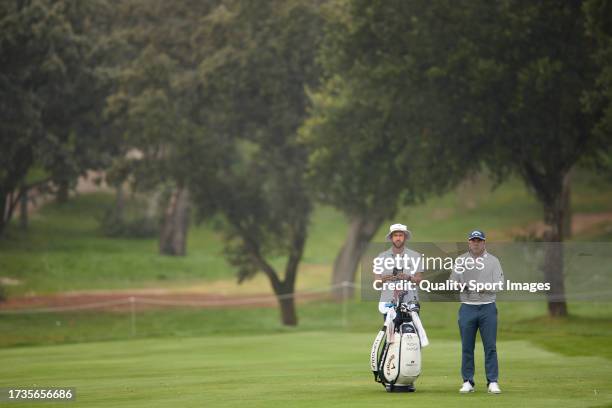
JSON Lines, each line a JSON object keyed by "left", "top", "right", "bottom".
{"left": 468, "top": 230, "right": 486, "bottom": 240}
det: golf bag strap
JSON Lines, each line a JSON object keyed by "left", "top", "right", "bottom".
{"left": 376, "top": 341, "right": 390, "bottom": 383}
{"left": 370, "top": 328, "right": 386, "bottom": 371}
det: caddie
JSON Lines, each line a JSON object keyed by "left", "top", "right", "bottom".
{"left": 375, "top": 223, "right": 424, "bottom": 320}
{"left": 451, "top": 229, "right": 504, "bottom": 394}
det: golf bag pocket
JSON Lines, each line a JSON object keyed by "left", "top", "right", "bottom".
{"left": 380, "top": 322, "right": 421, "bottom": 385}
{"left": 397, "top": 323, "right": 421, "bottom": 383}
{"left": 382, "top": 339, "right": 401, "bottom": 383}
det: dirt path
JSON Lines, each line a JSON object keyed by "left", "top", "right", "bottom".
{"left": 511, "top": 212, "right": 612, "bottom": 238}
{"left": 0, "top": 289, "right": 331, "bottom": 312}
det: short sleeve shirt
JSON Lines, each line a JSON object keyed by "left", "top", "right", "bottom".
{"left": 375, "top": 247, "right": 424, "bottom": 304}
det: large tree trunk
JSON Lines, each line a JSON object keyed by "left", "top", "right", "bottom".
{"left": 0, "top": 188, "right": 20, "bottom": 235}
{"left": 276, "top": 219, "right": 307, "bottom": 326}
{"left": 278, "top": 294, "right": 297, "bottom": 326}
{"left": 0, "top": 190, "right": 7, "bottom": 235}
{"left": 114, "top": 184, "right": 125, "bottom": 222}
{"left": 239, "top": 217, "right": 306, "bottom": 326}
{"left": 542, "top": 185, "right": 569, "bottom": 317}
{"left": 561, "top": 170, "right": 572, "bottom": 239}
{"left": 0, "top": 151, "right": 33, "bottom": 235}
{"left": 19, "top": 185, "right": 28, "bottom": 230}
{"left": 331, "top": 211, "right": 387, "bottom": 300}
{"left": 56, "top": 180, "right": 69, "bottom": 204}
{"left": 542, "top": 239, "right": 567, "bottom": 317}
{"left": 146, "top": 188, "right": 161, "bottom": 220}
{"left": 159, "top": 186, "right": 190, "bottom": 256}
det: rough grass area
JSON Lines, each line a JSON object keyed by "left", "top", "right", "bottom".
{"left": 1, "top": 173, "right": 611, "bottom": 296}
{"left": 2, "top": 301, "right": 611, "bottom": 362}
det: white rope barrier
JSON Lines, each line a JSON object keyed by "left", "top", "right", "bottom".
{"left": 0, "top": 281, "right": 361, "bottom": 315}
{"left": 1, "top": 281, "right": 605, "bottom": 340}
{"left": 0, "top": 298, "right": 132, "bottom": 315}
{"left": 1, "top": 282, "right": 606, "bottom": 315}
{"left": 135, "top": 281, "right": 360, "bottom": 307}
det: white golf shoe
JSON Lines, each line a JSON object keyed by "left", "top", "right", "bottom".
{"left": 488, "top": 382, "right": 502, "bottom": 394}
{"left": 459, "top": 381, "right": 475, "bottom": 393}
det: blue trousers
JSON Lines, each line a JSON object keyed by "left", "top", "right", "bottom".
{"left": 458, "top": 303, "right": 498, "bottom": 384}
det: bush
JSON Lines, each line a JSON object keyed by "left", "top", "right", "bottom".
{"left": 99, "top": 209, "right": 159, "bottom": 238}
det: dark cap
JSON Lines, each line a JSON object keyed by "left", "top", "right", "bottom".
{"left": 468, "top": 230, "right": 485, "bottom": 240}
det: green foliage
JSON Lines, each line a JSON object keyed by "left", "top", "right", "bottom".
{"left": 185, "top": 0, "right": 326, "bottom": 300}
{"left": 303, "top": 0, "right": 611, "bottom": 299}
{"left": 410, "top": 1, "right": 602, "bottom": 207}
{"left": 99, "top": 209, "right": 158, "bottom": 238}
{"left": 300, "top": 0, "right": 485, "bottom": 220}
{"left": 0, "top": 0, "right": 117, "bottom": 230}
{"left": 583, "top": 0, "right": 612, "bottom": 177}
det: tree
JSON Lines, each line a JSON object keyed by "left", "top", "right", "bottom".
{"left": 583, "top": 0, "right": 612, "bottom": 177}
{"left": 0, "top": 0, "right": 116, "bottom": 234}
{"left": 303, "top": 0, "right": 610, "bottom": 315}
{"left": 103, "top": 0, "right": 221, "bottom": 255}
{"left": 409, "top": 0, "right": 608, "bottom": 316}
{"left": 300, "top": 0, "right": 481, "bottom": 298}
{"left": 187, "top": 0, "right": 325, "bottom": 325}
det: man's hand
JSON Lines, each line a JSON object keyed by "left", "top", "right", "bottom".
{"left": 396, "top": 273, "right": 412, "bottom": 281}
{"left": 381, "top": 273, "right": 412, "bottom": 283}
{"left": 411, "top": 272, "right": 424, "bottom": 284}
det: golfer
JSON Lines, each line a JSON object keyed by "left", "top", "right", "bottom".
{"left": 376, "top": 223, "right": 424, "bottom": 320}
{"left": 451, "top": 230, "right": 503, "bottom": 394}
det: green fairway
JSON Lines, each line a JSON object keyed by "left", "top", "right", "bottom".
{"left": 0, "top": 173, "right": 611, "bottom": 407}
{"left": 1, "top": 300, "right": 610, "bottom": 407}
{"left": 0, "top": 332, "right": 611, "bottom": 408}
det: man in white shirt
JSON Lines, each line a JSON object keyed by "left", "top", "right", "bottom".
{"left": 375, "top": 223, "right": 424, "bottom": 319}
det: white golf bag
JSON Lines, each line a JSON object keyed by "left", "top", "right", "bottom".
{"left": 370, "top": 301, "right": 428, "bottom": 392}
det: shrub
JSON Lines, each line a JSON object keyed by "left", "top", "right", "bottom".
{"left": 99, "top": 209, "right": 159, "bottom": 238}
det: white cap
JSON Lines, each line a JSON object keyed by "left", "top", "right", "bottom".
{"left": 385, "top": 223, "right": 412, "bottom": 242}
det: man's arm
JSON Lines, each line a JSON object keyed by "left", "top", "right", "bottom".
{"left": 449, "top": 257, "right": 464, "bottom": 283}
{"left": 411, "top": 272, "right": 424, "bottom": 284}
{"left": 477, "top": 258, "right": 505, "bottom": 294}
{"left": 492, "top": 258, "right": 504, "bottom": 289}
